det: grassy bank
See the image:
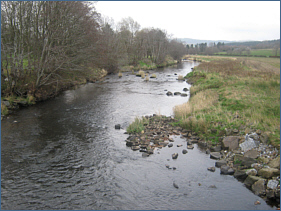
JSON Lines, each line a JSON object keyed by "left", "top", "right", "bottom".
{"left": 119, "top": 55, "right": 178, "bottom": 72}
{"left": 174, "top": 55, "right": 280, "bottom": 147}
{"left": 1, "top": 68, "right": 107, "bottom": 115}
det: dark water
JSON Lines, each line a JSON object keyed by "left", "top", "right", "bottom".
{"left": 1, "top": 62, "right": 276, "bottom": 210}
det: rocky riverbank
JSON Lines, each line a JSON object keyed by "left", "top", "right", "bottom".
{"left": 124, "top": 114, "right": 280, "bottom": 207}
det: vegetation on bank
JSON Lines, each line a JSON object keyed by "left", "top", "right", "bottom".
{"left": 173, "top": 55, "right": 280, "bottom": 147}
{"left": 1, "top": 1, "right": 186, "bottom": 116}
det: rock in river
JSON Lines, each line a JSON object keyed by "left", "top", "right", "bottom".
{"left": 172, "top": 153, "right": 178, "bottom": 159}
{"left": 210, "top": 152, "right": 221, "bottom": 160}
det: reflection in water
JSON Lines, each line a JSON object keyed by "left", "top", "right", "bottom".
{"left": 1, "top": 62, "right": 275, "bottom": 210}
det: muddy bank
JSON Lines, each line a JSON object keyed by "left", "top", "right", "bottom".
{"left": 125, "top": 114, "right": 280, "bottom": 207}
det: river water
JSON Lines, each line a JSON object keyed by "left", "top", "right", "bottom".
{"left": 1, "top": 62, "right": 276, "bottom": 210}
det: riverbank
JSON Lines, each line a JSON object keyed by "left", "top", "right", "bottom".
{"left": 125, "top": 114, "right": 280, "bottom": 207}
{"left": 126, "top": 55, "right": 280, "bottom": 207}
{"left": 1, "top": 68, "right": 107, "bottom": 117}
{"left": 1, "top": 58, "right": 179, "bottom": 117}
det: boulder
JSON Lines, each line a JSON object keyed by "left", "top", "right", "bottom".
{"left": 183, "top": 88, "right": 189, "bottom": 92}
{"left": 258, "top": 167, "right": 280, "bottom": 179}
{"left": 234, "top": 155, "right": 256, "bottom": 168}
{"left": 115, "top": 124, "right": 121, "bottom": 129}
{"left": 244, "top": 149, "right": 259, "bottom": 159}
{"left": 210, "top": 145, "right": 222, "bottom": 152}
{"left": 267, "top": 179, "right": 279, "bottom": 190}
{"left": 244, "top": 175, "right": 264, "bottom": 188}
{"left": 268, "top": 156, "right": 280, "bottom": 169}
{"left": 210, "top": 152, "right": 221, "bottom": 160}
{"left": 182, "top": 149, "right": 188, "bottom": 154}
{"left": 266, "top": 189, "right": 275, "bottom": 199}
{"left": 252, "top": 179, "right": 266, "bottom": 196}
{"left": 246, "top": 168, "right": 258, "bottom": 176}
{"left": 220, "top": 165, "right": 234, "bottom": 175}
{"left": 222, "top": 136, "right": 239, "bottom": 150}
{"left": 181, "top": 93, "right": 188, "bottom": 97}
{"left": 239, "top": 134, "right": 258, "bottom": 152}
{"left": 234, "top": 170, "right": 247, "bottom": 181}
{"left": 215, "top": 160, "right": 227, "bottom": 167}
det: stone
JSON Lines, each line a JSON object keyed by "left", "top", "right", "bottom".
{"left": 172, "top": 153, "right": 178, "bottom": 159}
{"left": 210, "top": 152, "right": 221, "bottom": 160}
{"left": 207, "top": 167, "right": 216, "bottom": 172}
{"left": 260, "top": 133, "right": 269, "bottom": 144}
{"left": 183, "top": 88, "right": 189, "bottom": 92}
{"left": 206, "top": 149, "right": 211, "bottom": 154}
{"left": 177, "top": 144, "right": 183, "bottom": 147}
{"left": 215, "top": 160, "right": 227, "bottom": 167}
{"left": 2, "top": 101, "right": 11, "bottom": 107}
{"left": 131, "top": 146, "right": 140, "bottom": 151}
{"left": 220, "top": 165, "right": 234, "bottom": 175}
{"left": 267, "top": 179, "right": 279, "bottom": 190}
{"left": 168, "top": 143, "right": 173, "bottom": 148}
{"left": 222, "top": 136, "right": 239, "bottom": 150}
{"left": 142, "top": 152, "right": 149, "bottom": 157}
{"left": 244, "top": 175, "right": 264, "bottom": 188}
{"left": 166, "top": 91, "right": 173, "bottom": 96}
{"left": 187, "top": 140, "right": 193, "bottom": 145}
{"left": 181, "top": 93, "right": 188, "bottom": 97}
{"left": 234, "top": 170, "right": 247, "bottom": 181}
{"left": 234, "top": 155, "right": 257, "bottom": 168}
{"left": 239, "top": 134, "right": 258, "bottom": 152}
{"left": 126, "top": 141, "right": 133, "bottom": 147}
{"left": 173, "top": 182, "right": 179, "bottom": 189}
{"left": 198, "top": 141, "right": 207, "bottom": 148}
{"left": 210, "top": 145, "right": 222, "bottom": 152}
{"left": 266, "top": 189, "right": 275, "bottom": 199}
{"left": 246, "top": 168, "right": 258, "bottom": 176}
{"left": 244, "top": 150, "right": 259, "bottom": 159}
{"left": 115, "top": 124, "right": 121, "bottom": 129}
{"left": 249, "top": 133, "right": 259, "bottom": 141}
{"left": 258, "top": 168, "right": 280, "bottom": 179}
{"left": 252, "top": 179, "right": 266, "bottom": 196}
{"left": 174, "top": 92, "right": 181, "bottom": 96}
{"left": 182, "top": 149, "right": 188, "bottom": 154}
{"left": 268, "top": 156, "right": 280, "bottom": 169}
{"left": 187, "top": 145, "right": 194, "bottom": 150}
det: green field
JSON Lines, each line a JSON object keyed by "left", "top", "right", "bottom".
{"left": 215, "top": 49, "right": 280, "bottom": 57}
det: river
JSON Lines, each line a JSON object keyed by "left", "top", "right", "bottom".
{"left": 1, "top": 62, "right": 276, "bottom": 210}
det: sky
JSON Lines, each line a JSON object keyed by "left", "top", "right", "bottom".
{"left": 95, "top": 1, "right": 280, "bottom": 41}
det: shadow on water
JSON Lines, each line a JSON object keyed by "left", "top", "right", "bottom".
{"left": 1, "top": 62, "right": 276, "bottom": 210}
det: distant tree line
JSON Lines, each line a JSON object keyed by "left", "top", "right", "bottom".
{"left": 186, "top": 39, "right": 280, "bottom": 56}
{"left": 1, "top": 1, "right": 187, "bottom": 96}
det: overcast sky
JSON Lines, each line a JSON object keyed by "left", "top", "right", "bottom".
{"left": 96, "top": 1, "right": 280, "bottom": 41}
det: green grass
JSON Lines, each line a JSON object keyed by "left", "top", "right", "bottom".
{"left": 127, "top": 116, "right": 149, "bottom": 134}
{"left": 174, "top": 56, "right": 280, "bottom": 147}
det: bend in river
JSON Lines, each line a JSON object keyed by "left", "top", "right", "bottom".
{"left": 1, "top": 62, "right": 276, "bottom": 210}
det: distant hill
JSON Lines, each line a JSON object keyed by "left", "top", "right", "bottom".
{"left": 177, "top": 38, "right": 234, "bottom": 45}
{"left": 225, "top": 39, "right": 280, "bottom": 48}
{"left": 178, "top": 38, "right": 280, "bottom": 49}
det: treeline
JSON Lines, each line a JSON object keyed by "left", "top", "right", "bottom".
{"left": 186, "top": 39, "right": 280, "bottom": 56}
{"left": 1, "top": 1, "right": 186, "bottom": 97}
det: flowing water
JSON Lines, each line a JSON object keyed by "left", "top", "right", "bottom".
{"left": 1, "top": 62, "right": 276, "bottom": 210}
